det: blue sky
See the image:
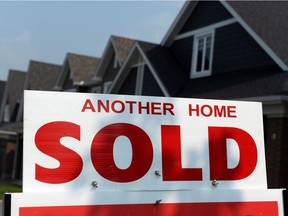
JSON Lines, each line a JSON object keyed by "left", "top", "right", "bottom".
{"left": 0, "top": 1, "right": 185, "bottom": 81}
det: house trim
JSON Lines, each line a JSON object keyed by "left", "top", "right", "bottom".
{"left": 108, "top": 43, "right": 170, "bottom": 97}
{"left": 220, "top": 1, "right": 288, "bottom": 71}
{"left": 92, "top": 36, "right": 114, "bottom": 82}
{"left": 161, "top": 1, "right": 198, "bottom": 46}
{"left": 108, "top": 44, "right": 137, "bottom": 94}
{"left": 175, "top": 18, "right": 236, "bottom": 41}
{"left": 136, "top": 44, "right": 170, "bottom": 97}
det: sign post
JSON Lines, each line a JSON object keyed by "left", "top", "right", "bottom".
{"left": 3, "top": 90, "right": 287, "bottom": 215}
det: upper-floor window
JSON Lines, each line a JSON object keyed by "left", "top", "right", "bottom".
{"left": 191, "top": 31, "right": 215, "bottom": 78}
{"left": 113, "top": 55, "right": 120, "bottom": 69}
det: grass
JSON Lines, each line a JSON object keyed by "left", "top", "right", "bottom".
{"left": 0, "top": 183, "right": 22, "bottom": 200}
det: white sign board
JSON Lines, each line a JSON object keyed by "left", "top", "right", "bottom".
{"left": 23, "top": 90, "right": 267, "bottom": 192}
{"left": 4, "top": 189, "right": 285, "bottom": 216}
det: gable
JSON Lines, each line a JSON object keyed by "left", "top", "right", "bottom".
{"left": 117, "top": 65, "right": 164, "bottom": 97}
{"left": 163, "top": 1, "right": 288, "bottom": 72}
{"left": 224, "top": 1, "right": 288, "bottom": 70}
{"left": 109, "top": 41, "right": 172, "bottom": 96}
{"left": 179, "top": 1, "right": 232, "bottom": 34}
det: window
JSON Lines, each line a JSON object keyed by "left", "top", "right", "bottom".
{"left": 113, "top": 55, "right": 120, "bottom": 69}
{"left": 191, "top": 31, "right": 214, "bottom": 78}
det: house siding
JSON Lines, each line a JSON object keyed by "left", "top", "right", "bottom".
{"left": 170, "top": 22, "right": 277, "bottom": 77}
{"left": 170, "top": 37, "right": 193, "bottom": 77}
{"left": 118, "top": 67, "right": 138, "bottom": 95}
{"left": 179, "top": 1, "right": 232, "bottom": 34}
{"left": 142, "top": 66, "right": 164, "bottom": 96}
{"left": 102, "top": 53, "right": 120, "bottom": 84}
{"left": 213, "top": 23, "right": 277, "bottom": 74}
{"left": 63, "top": 73, "right": 74, "bottom": 90}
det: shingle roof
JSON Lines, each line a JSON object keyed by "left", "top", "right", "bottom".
{"left": 92, "top": 35, "right": 135, "bottom": 84}
{"left": 162, "top": 1, "right": 288, "bottom": 70}
{"left": 26, "top": 60, "right": 62, "bottom": 91}
{"left": 67, "top": 53, "right": 100, "bottom": 84}
{"left": 111, "top": 35, "right": 135, "bottom": 64}
{"left": 226, "top": 1, "right": 288, "bottom": 69}
{"left": 3, "top": 70, "right": 26, "bottom": 116}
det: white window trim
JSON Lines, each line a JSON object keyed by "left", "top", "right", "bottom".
{"left": 175, "top": 18, "right": 236, "bottom": 41}
{"left": 113, "top": 55, "right": 120, "bottom": 69}
{"left": 135, "top": 63, "right": 145, "bottom": 95}
{"left": 190, "top": 30, "right": 215, "bottom": 79}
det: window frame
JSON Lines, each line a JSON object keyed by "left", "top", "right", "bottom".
{"left": 190, "top": 30, "right": 215, "bottom": 79}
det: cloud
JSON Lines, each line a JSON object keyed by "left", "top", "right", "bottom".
{"left": 0, "top": 30, "right": 36, "bottom": 80}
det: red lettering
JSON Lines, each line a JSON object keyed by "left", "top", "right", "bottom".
{"left": 189, "top": 104, "right": 237, "bottom": 118}
{"left": 208, "top": 126, "right": 257, "bottom": 180}
{"left": 227, "top": 106, "right": 237, "bottom": 118}
{"left": 91, "top": 123, "right": 153, "bottom": 182}
{"left": 214, "top": 105, "right": 226, "bottom": 117}
{"left": 163, "top": 103, "right": 175, "bottom": 115}
{"left": 151, "top": 102, "right": 161, "bottom": 115}
{"left": 81, "top": 99, "right": 95, "bottom": 112}
{"left": 161, "top": 125, "right": 203, "bottom": 181}
{"left": 201, "top": 105, "right": 213, "bottom": 117}
{"left": 97, "top": 100, "right": 109, "bottom": 113}
{"left": 111, "top": 100, "right": 125, "bottom": 113}
{"left": 188, "top": 104, "right": 200, "bottom": 116}
{"left": 126, "top": 101, "right": 137, "bottom": 114}
{"left": 35, "top": 121, "right": 83, "bottom": 184}
{"left": 138, "top": 102, "right": 150, "bottom": 114}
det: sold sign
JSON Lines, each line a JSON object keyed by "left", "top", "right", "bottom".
{"left": 23, "top": 91, "right": 267, "bottom": 192}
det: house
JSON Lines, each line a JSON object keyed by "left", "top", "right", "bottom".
{"left": 53, "top": 52, "right": 100, "bottom": 92}
{"left": 0, "top": 0, "right": 287, "bottom": 190}
{"left": 0, "top": 61, "right": 62, "bottom": 180}
{"left": 108, "top": 1, "right": 288, "bottom": 189}
{"left": 86, "top": 35, "right": 135, "bottom": 93}
{"left": 0, "top": 70, "right": 26, "bottom": 179}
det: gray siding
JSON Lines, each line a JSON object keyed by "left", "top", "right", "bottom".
{"left": 213, "top": 23, "right": 276, "bottom": 74}
{"left": 102, "top": 53, "right": 120, "bottom": 83}
{"left": 170, "top": 23, "right": 277, "bottom": 76}
{"left": 170, "top": 37, "right": 193, "bottom": 76}
{"left": 142, "top": 66, "right": 164, "bottom": 96}
{"left": 118, "top": 67, "right": 137, "bottom": 95}
{"left": 179, "top": 1, "right": 232, "bottom": 34}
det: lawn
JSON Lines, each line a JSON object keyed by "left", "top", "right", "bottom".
{"left": 0, "top": 183, "right": 22, "bottom": 200}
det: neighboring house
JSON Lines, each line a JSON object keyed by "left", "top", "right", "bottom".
{"left": 0, "top": 70, "right": 26, "bottom": 179}
{"left": 109, "top": 41, "right": 186, "bottom": 96}
{"left": 0, "top": 61, "right": 62, "bottom": 180}
{"left": 109, "top": 1, "right": 288, "bottom": 189}
{"left": 16, "top": 60, "right": 63, "bottom": 122}
{"left": 87, "top": 35, "right": 135, "bottom": 93}
{"left": 54, "top": 52, "right": 100, "bottom": 92}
